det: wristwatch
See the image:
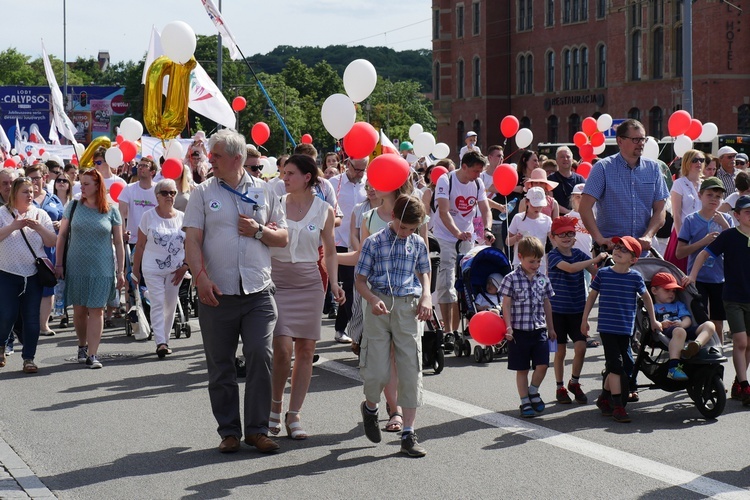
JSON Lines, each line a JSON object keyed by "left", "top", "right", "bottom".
{"left": 254, "top": 225, "right": 264, "bottom": 240}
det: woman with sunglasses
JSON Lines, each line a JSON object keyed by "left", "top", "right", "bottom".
{"left": 0, "top": 177, "right": 57, "bottom": 373}
{"left": 131, "top": 179, "right": 188, "bottom": 358}
{"left": 55, "top": 169, "right": 125, "bottom": 369}
{"left": 672, "top": 150, "right": 705, "bottom": 236}
{"left": 53, "top": 171, "right": 72, "bottom": 204}
{"left": 27, "top": 164, "right": 64, "bottom": 337}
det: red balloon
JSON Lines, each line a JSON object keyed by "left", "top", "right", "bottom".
{"left": 686, "top": 119, "right": 703, "bottom": 141}
{"left": 429, "top": 166, "right": 448, "bottom": 186}
{"left": 301, "top": 133, "right": 313, "bottom": 144}
{"left": 39, "top": 148, "right": 45, "bottom": 155}
{"left": 668, "top": 110, "right": 692, "bottom": 137}
{"left": 500, "top": 115, "right": 520, "bottom": 139}
{"left": 492, "top": 163, "right": 519, "bottom": 197}
{"left": 70, "top": 156, "right": 79, "bottom": 166}
{"left": 590, "top": 132, "right": 605, "bottom": 148}
{"left": 343, "top": 122, "right": 379, "bottom": 159}
{"left": 367, "top": 154, "right": 410, "bottom": 192}
{"left": 231, "top": 96, "right": 246, "bottom": 112}
{"left": 577, "top": 161, "right": 592, "bottom": 179}
{"left": 582, "top": 117, "right": 598, "bottom": 137}
{"left": 251, "top": 122, "right": 271, "bottom": 146}
{"left": 579, "top": 144, "right": 595, "bottom": 162}
{"left": 573, "top": 131, "right": 588, "bottom": 147}
{"left": 120, "top": 140, "right": 137, "bottom": 163}
{"left": 161, "top": 158, "right": 183, "bottom": 180}
{"left": 115, "top": 134, "right": 124, "bottom": 144}
{"left": 468, "top": 311, "right": 507, "bottom": 346}
{"left": 109, "top": 182, "right": 124, "bottom": 203}
{"left": 3, "top": 158, "right": 16, "bottom": 167}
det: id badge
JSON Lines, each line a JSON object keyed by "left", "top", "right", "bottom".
{"left": 245, "top": 187, "right": 265, "bottom": 206}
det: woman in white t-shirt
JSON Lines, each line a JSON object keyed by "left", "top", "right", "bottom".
{"left": 671, "top": 149, "right": 704, "bottom": 234}
{"left": 131, "top": 179, "right": 189, "bottom": 358}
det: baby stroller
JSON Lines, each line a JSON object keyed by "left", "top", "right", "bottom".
{"left": 628, "top": 257, "right": 728, "bottom": 419}
{"left": 422, "top": 235, "right": 445, "bottom": 374}
{"left": 455, "top": 244, "right": 512, "bottom": 363}
{"left": 125, "top": 249, "right": 152, "bottom": 341}
{"left": 173, "top": 277, "right": 193, "bottom": 339}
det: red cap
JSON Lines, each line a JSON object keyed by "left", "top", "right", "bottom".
{"left": 612, "top": 235, "right": 642, "bottom": 257}
{"left": 651, "top": 272, "right": 682, "bottom": 290}
{"left": 551, "top": 216, "right": 578, "bottom": 235}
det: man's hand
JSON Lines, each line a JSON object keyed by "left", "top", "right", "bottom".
{"left": 637, "top": 236, "right": 652, "bottom": 252}
{"left": 238, "top": 214, "right": 260, "bottom": 237}
{"left": 196, "top": 272, "right": 222, "bottom": 307}
{"left": 369, "top": 297, "right": 389, "bottom": 316}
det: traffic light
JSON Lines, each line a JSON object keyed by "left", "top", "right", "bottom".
{"left": 79, "top": 91, "right": 88, "bottom": 107}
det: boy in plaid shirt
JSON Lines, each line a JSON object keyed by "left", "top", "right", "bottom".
{"left": 355, "top": 195, "right": 432, "bottom": 457}
{"left": 499, "top": 236, "right": 556, "bottom": 418}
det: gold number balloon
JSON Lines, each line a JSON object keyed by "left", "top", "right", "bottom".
{"left": 78, "top": 136, "right": 112, "bottom": 168}
{"left": 143, "top": 55, "right": 197, "bottom": 140}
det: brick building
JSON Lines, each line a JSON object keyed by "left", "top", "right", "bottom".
{"left": 432, "top": 0, "right": 749, "bottom": 155}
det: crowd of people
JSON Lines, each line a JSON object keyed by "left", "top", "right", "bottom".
{"left": 1, "top": 118, "right": 749, "bottom": 457}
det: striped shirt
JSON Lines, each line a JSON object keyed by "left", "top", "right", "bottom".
{"left": 355, "top": 225, "right": 430, "bottom": 297}
{"left": 590, "top": 267, "right": 646, "bottom": 336}
{"left": 499, "top": 266, "right": 555, "bottom": 331}
{"left": 716, "top": 167, "right": 738, "bottom": 199}
{"left": 548, "top": 248, "right": 589, "bottom": 313}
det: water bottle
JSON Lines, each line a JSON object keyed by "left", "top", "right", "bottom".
{"left": 499, "top": 198, "right": 518, "bottom": 221}
{"left": 704, "top": 220, "right": 722, "bottom": 268}
{"left": 53, "top": 280, "right": 65, "bottom": 317}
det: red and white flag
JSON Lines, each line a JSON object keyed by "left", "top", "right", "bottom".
{"left": 380, "top": 129, "right": 399, "bottom": 155}
{"left": 200, "top": 0, "right": 241, "bottom": 59}
{"left": 28, "top": 123, "right": 47, "bottom": 144}
{"left": 41, "top": 39, "right": 78, "bottom": 145}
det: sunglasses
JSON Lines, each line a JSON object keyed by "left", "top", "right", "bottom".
{"left": 691, "top": 157, "right": 707, "bottom": 164}
{"left": 737, "top": 161, "right": 747, "bottom": 166}
{"left": 191, "top": 153, "right": 201, "bottom": 158}
{"left": 55, "top": 178, "right": 70, "bottom": 183}
{"left": 553, "top": 231, "right": 576, "bottom": 238}
{"left": 245, "top": 164, "right": 263, "bottom": 172}
{"left": 158, "top": 190, "right": 177, "bottom": 197}
{"left": 50, "top": 170, "right": 62, "bottom": 175}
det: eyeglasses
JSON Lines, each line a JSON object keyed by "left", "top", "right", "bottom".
{"left": 158, "top": 190, "right": 177, "bottom": 197}
{"left": 245, "top": 164, "right": 263, "bottom": 172}
{"left": 27, "top": 176, "right": 43, "bottom": 181}
{"left": 619, "top": 136, "right": 647, "bottom": 145}
{"left": 554, "top": 231, "right": 576, "bottom": 238}
{"left": 351, "top": 166, "right": 366, "bottom": 173}
{"left": 137, "top": 163, "right": 152, "bottom": 168}
{"left": 737, "top": 161, "right": 747, "bottom": 166}
{"left": 691, "top": 157, "right": 707, "bottom": 164}
{"left": 94, "top": 160, "right": 104, "bottom": 165}
{"left": 55, "top": 178, "right": 70, "bottom": 183}
{"left": 612, "top": 244, "right": 635, "bottom": 255}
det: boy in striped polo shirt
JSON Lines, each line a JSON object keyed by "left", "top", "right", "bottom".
{"left": 548, "top": 216, "right": 608, "bottom": 404}
{"left": 581, "top": 236, "right": 660, "bottom": 422}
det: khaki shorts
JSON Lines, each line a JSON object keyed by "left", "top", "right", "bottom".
{"left": 724, "top": 301, "right": 750, "bottom": 334}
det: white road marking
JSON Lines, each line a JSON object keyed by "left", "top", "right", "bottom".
{"left": 318, "top": 357, "right": 749, "bottom": 499}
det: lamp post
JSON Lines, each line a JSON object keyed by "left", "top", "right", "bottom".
{"left": 63, "top": 0, "right": 68, "bottom": 110}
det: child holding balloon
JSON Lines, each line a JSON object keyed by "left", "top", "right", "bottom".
{"left": 498, "top": 236, "right": 556, "bottom": 418}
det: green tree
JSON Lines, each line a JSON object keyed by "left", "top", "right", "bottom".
{"left": 0, "top": 48, "right": 44, "bottom": 85}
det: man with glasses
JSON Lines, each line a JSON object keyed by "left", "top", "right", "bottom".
{"left": 119, "top": 157, "right": 158, "bottom": 250}
{"left": 736, "top": 153, "right": 748, "bottom": 172}
{"left": 244, "top": 145, "right": 265, "bottom": 180}
{"left": 716, "top": 146, "right": 739, "bottom": 198}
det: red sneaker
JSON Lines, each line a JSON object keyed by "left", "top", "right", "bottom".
{"left": 596, "top": 396, "right": 612, "bottom": 416}
{"left": 612, "top": 406, "right": 631, "bottom": 423}
{"left": 567, "top": 381, "right": 588, "bottom": 404}
{"left": 741, "top": 385, "right": 750, "bottom": 406}
{"left": 556, "top": 386, "right": 572, "bottom": 404}
{"left": 731, "top": 379, "right": 741, "bottom": 400}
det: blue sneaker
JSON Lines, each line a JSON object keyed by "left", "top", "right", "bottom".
{"left": 519, "top": 403, "right": 535, "bottom": 418}
{"left": 667, "top": 365, "right": 688, "bottom": 381}
{"left": 529, "top": 394, "right": 545, "bottom": 413}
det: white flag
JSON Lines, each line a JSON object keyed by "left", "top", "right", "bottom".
{"left": 48, "top": 121, "right": 60, "bottom": 145}
{"left": 41, "top": 39, "right": 78, "bottom": 145}
{"left": 14, "top": 119, "right": 23, "bottom": 151}
{"left": 141, "top": 25, "right": 164, "bottom": 85}
{"left": 0, "top": 123, "right": 11, "bottom": 153}
{"left": 200, "top": 0, "right": 241, "bottom": 59}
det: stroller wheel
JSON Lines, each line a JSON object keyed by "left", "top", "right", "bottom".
{"left": 433, "top": 348, "right": 444, "bottom": 374}
{"left": 484, "top": 346, "right": 494, "bottom": 363}
{"left": 125, "top": 320, "right": 133, "bottom": 337}
{"left": 184, "top": 324, "right": 192, "bottom": 338}
{"left": 473, "top": 345, "right": 484, "bottom": 363}
{"left": 691, "top": 374, "right": 726, "bottom": 419}
{"left": 462, "top": 340, "right": 472, "bottom": 357}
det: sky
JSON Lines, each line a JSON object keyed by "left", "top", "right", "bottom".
{"left": 6, "top": 0, "right": 433, "bottom": 64}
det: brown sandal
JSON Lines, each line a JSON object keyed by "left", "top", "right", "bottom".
{"left": 384, "top": 412, "right": 403, "bottom": 432}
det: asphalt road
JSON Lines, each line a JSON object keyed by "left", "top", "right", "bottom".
{"left": 1, "top": 312, "right": 749, "bottom": 499}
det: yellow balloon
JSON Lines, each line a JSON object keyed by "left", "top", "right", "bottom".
{"left": 78, "top": 136, "right": 112, "bottom": 168}
{"left": 143, "top": 55, "right": 196, "bottom": 140}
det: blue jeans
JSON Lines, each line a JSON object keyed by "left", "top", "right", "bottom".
{"left": 0, "top": 271, "right": 42, "bottom": 360}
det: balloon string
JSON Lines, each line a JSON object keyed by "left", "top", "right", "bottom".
{"left": 503, "top": 148, "right": 522, "bottom": 161}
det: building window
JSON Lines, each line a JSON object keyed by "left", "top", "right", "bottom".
{"left": 526, "top": 1, "right": 533, "bottom": 29}
{"left": 433, "top": 9, "right": 440, "bottom": 40}
{"left": 597, "top": 44, "right": 606, "bottom": 88}
{"left": 581, "top": 46, "right": 589, "bottom": 88}
{"left": 473, "top": 56, "right": 481, "bottom": 97}
{"left": 628, "top": 107, "right": 641, "bottom": 121}
{"left": 568, "top": 114, "right": 581, "bottom": 142}
{"left": 526, "top": 54, "right": 534, "bottom": 94}
{"left": 547, "top": 115, "right": 559, "bottom": 143}
{"left": 563, "top": 0, "right": 571, "bottom": 23}
{"left": 580, "top": 0, "right": 588, "bottom": 20}
{"left": 546, "top": 0, "right": 554, "bottom": 26}
{"left": 434, "top": 62, "right": 441, "bottom": 100}
{"left": 572, "top": 48, "right": 580, "bottom": 90}
{"left": 649, "top": 107, "right": 663, "bottom": 138}
{"left": 739, "top": 104, "right": 750, "bottom": 134}
{"left": 674, "top": 25, "right": 683, "bottom": 77}
{"left": 572, "top": 0, "right": 579, "bottom": 21}
{"left": 473, "top": 2, "right": 481, "bottom": 35}
{"left": 597, "top": 0, "right": 606, "bottom": 18}
{"left": 629, "top": 0, "right": 642, "bottom": 28}
{"left": 630, "top": 31, "right": 641, "bottom": 81}
{"left": 652, "top": 27, "right": 663, "bottom": 79}
{"left": 651, "top": 0, "right": 664, "bottom": 24}
{"left": 473, "top": 119, "right": 481, "bottom": 142}
{"left": 457, "top": 4, "right": 464, "bottom": 38}
{"left": 519, "top": 0, "right": 533, "bottom": 30}
{"left": 546, "top": 51, "right": 555, "bottom": 92}
{"left": 457, "top": 59, "right": 465, "bottom": 98}
{"left": 674, "top": 0, "right": 683, "bottom": 22}
{"left": 520, "top": 116, "right": 531, "bottom": 129}
{"left": 563, "top": 49, "right": 571, "bottom": 90}
{"left": 519, "top": 56, "right": 526, "bottom": 95}
{"left": 457, "top": 121, "right": 465, "bottom": 153}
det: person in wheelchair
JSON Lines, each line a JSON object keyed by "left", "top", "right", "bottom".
{"left": 650, "top": 272, "right": 718, "bottom": 381}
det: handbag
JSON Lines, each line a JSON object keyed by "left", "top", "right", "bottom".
{"left": 62, "top": 200, "right": 78, "bottom": 275}
{"left": 14, "top": 213, "right": 57, "bottom": 287}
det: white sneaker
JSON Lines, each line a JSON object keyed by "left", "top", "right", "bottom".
{"left": 86, "top": 355, "right": 103, "bottom": 369}
{"left": 335, "top": 331, "right": 352, "bottom": 344}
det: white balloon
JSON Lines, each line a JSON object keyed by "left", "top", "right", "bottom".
{"left": 343, "top": 59, "right": 377, "bottom": 103}
{"left": 119, "top": 118, "right": 144, "bottom": 142}
{"left": 41, "top": 152, "right": 50, "bottom": 162}
{"left": 515, "top": 128, "right": 534, "bottom": 149}
{"left": 50, "top": 155, "right": 63, "bottom": 165}
{"left": 267, "top": 156, "right": 278, "bottom": 169}
{"left": 698, "top": 122, "right": 718, "bottom": 142}
{"left": 161, "top": 21, "right": 196, "bottom": 65}
{"left": 409, "top": 124, "right": 424, "bottom": 141}
{"left": 413, "top": 132, "right": 436, "bottom": 158}
{"left": 12, "top": 155, "right": 21, "bottom": 164}
{"left": 261, "top": 157, "right": 277, "bottom": 176}
{"left": 593, "top": 143, "right": 606, "bottom": 155}
{"left": 643, "top": 137, "right": 659, "bottom": 160}
{"left": 164, "top": 139, "right": 184, "bottom": 159}
{"left": 105, "top": 146, "right": 124, "bottom": 167}
{"left": 597, "top": 113, "right": 613, "bottom": 133}
{"left": 673, "top": 135, "right": 693, "bottom": 158}
{"left": 432, "top": 142, "right": 450, "bottom": 160}
{"left": 321, "top": 93, "right": 356, "bottom": 139}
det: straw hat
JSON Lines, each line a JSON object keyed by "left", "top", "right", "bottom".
{"left": 523, "top": 168, "right": 559, "bottom": 191}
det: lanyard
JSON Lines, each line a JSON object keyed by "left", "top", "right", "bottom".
{"left": 219, "top": 180, "right": 258, "bottom": 211}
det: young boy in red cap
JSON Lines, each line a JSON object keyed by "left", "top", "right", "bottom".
{"left": 581, "top": 236, "right": 660, "bottom": 422}
{"left": 548, "top": 216, "right": 608, "bottom": 404}
{"left": 650, "top": 271, "right": 718, "bottom": 381}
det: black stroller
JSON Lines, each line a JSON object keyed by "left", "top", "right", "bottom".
{"left": 628, "top": 258, "right": 728, "bottom": 419}
{"left": 455, "top": 244, "right": 513, "bottom": 363}
{"left": 422, "top": 235, "right": 446, "bottom": 374}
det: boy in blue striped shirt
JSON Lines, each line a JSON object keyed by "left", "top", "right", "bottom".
{"left": 581, "top": 236, "right": 660, "bottom": 422}
{"left": 548, "top": 216, "right": 607, "bottom": 404}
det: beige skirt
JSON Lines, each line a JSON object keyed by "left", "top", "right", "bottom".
{"left": 271, "top": 259, "right": 324, "bottom": 340}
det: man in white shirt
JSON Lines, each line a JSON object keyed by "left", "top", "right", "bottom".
{"left": 119, "top": 157, "right": 158, "bottom": 248}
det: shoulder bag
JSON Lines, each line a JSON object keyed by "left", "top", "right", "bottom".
{"left": 13, "top": 211, "right": 57, "bottom": 287}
